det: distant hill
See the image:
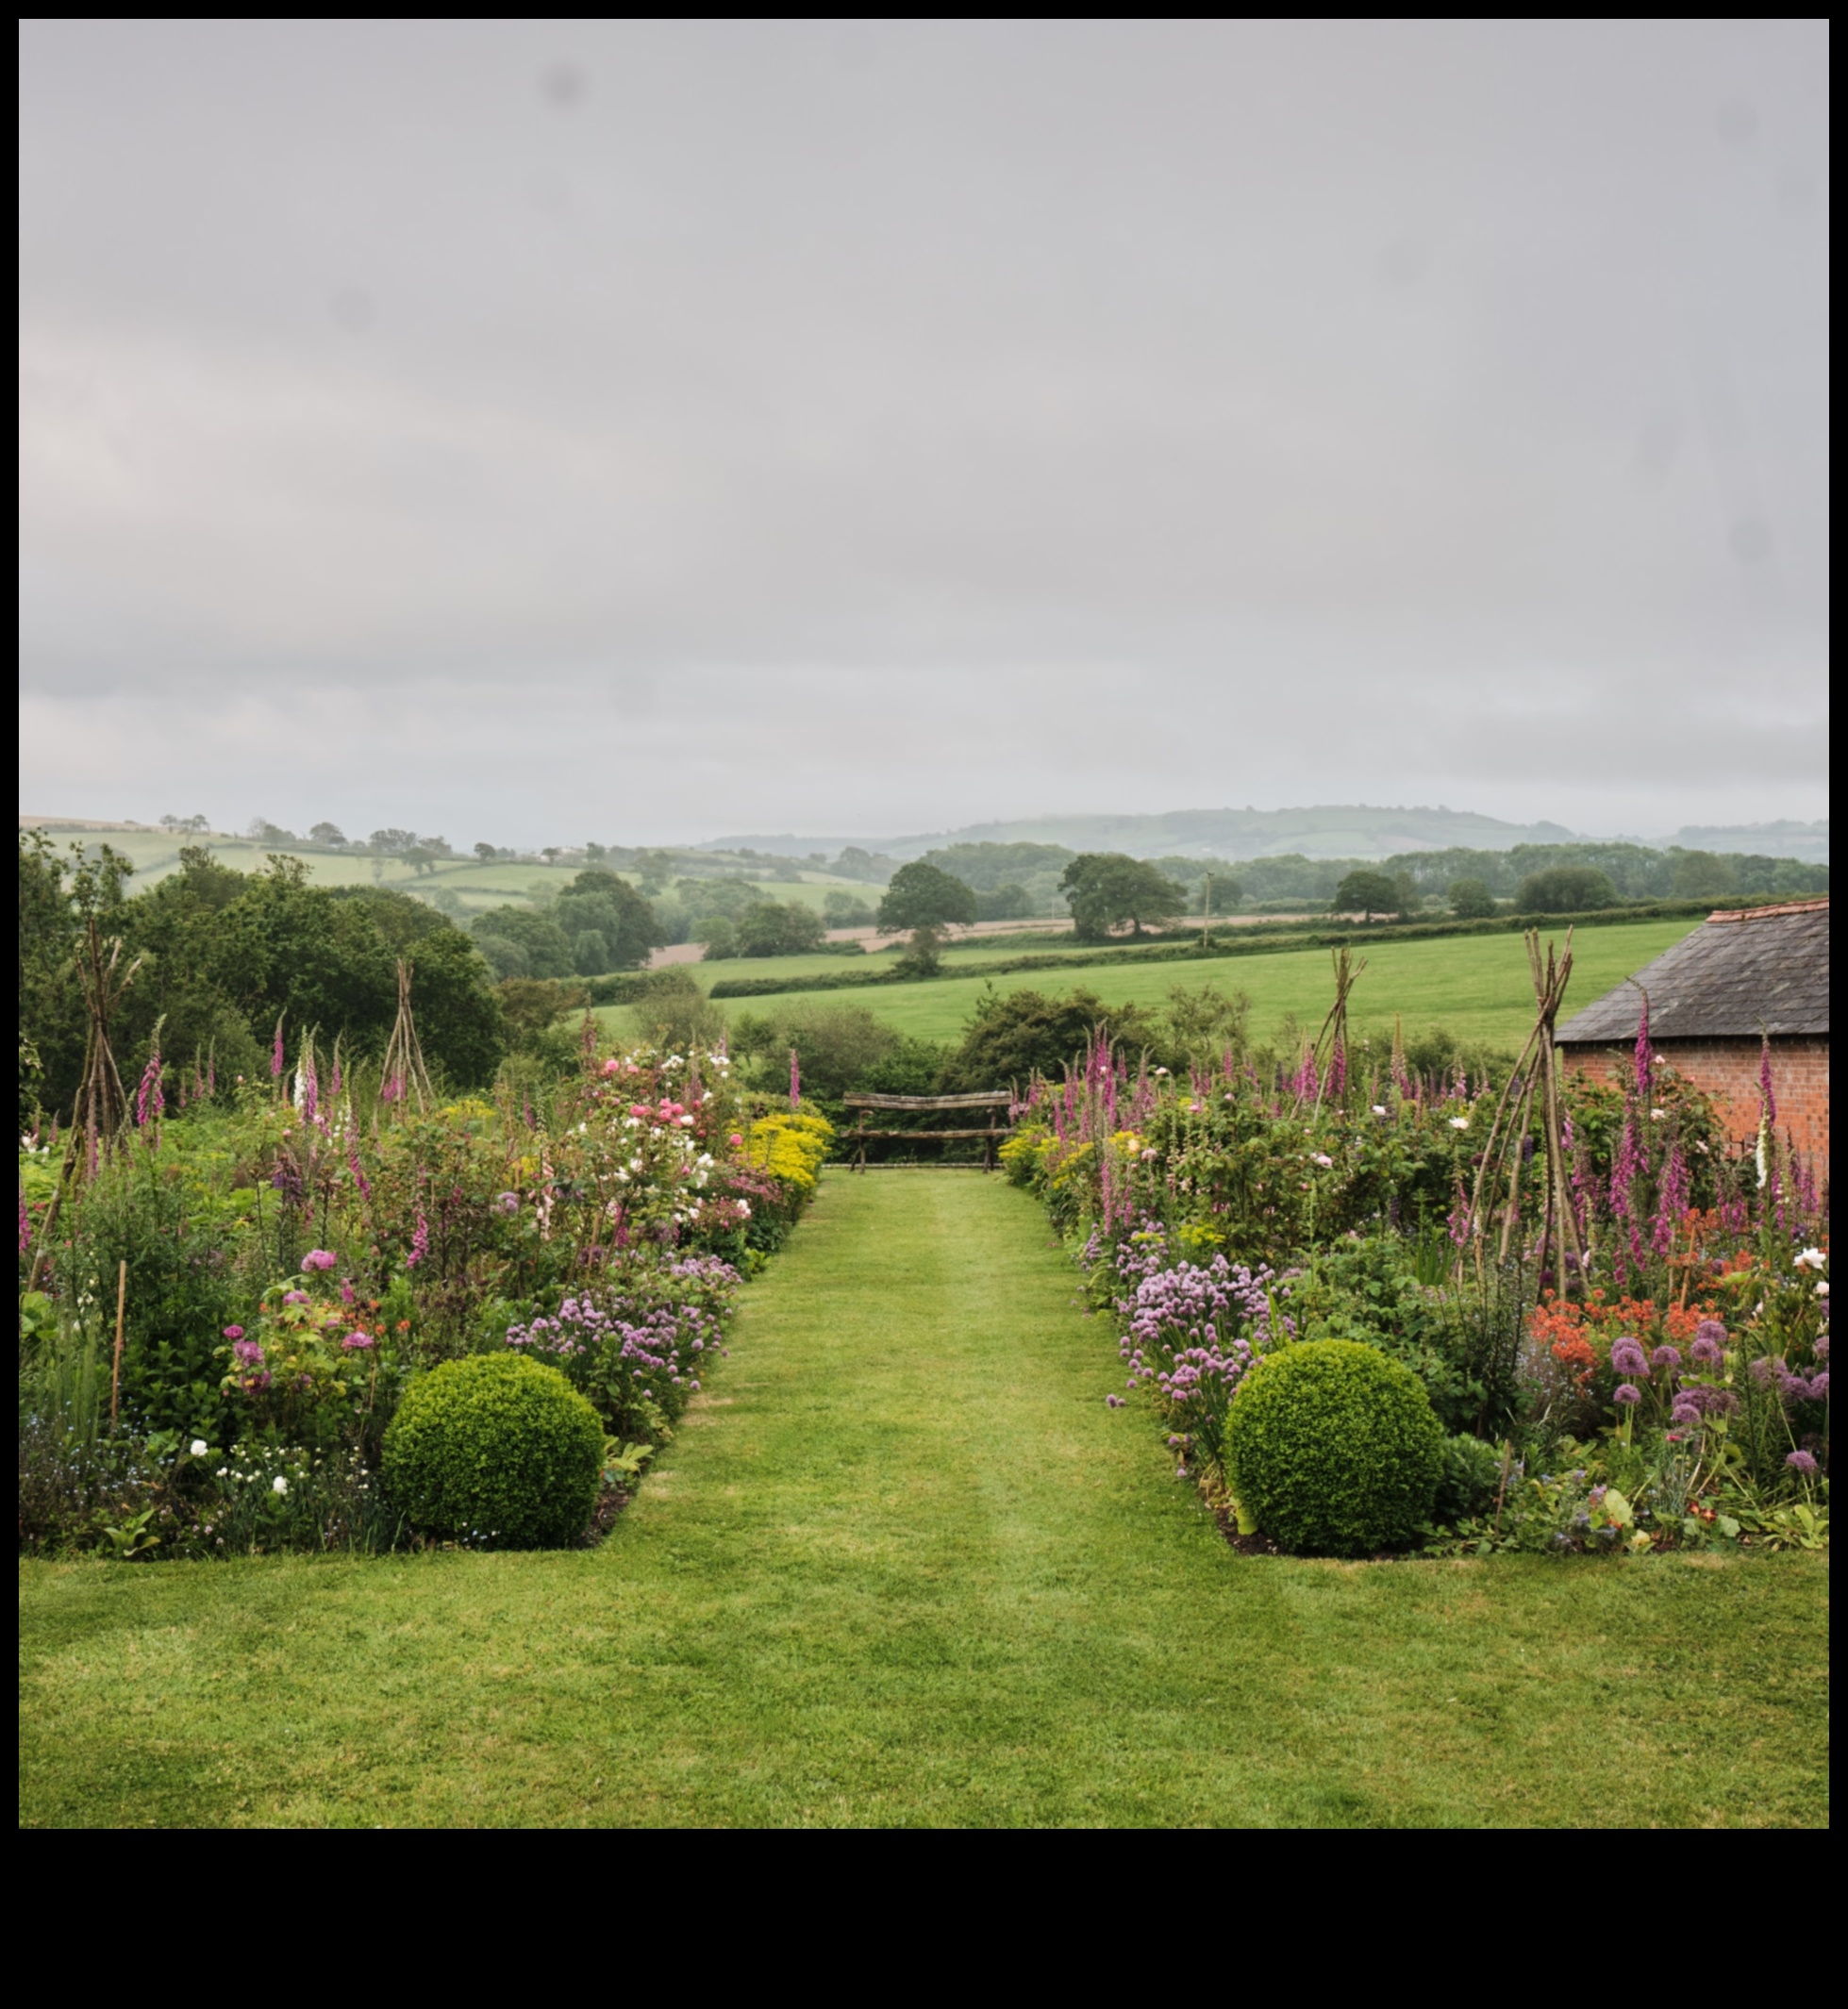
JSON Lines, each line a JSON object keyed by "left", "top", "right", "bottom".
{"left": 703, "top": 805, "right": 1580, "bottom": 865}
{"left": 1644, "top": 821, "right": 1829, "bottom": 865}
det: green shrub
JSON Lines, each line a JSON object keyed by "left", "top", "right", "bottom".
{"left": 382, "top": 1353, "right": 604, "bottom": 1548}
{"left": 1433, "top": 1433, "right": 1505, "bottom": 1524}
{"left": 1225, "top": 1339, "right": 1442, "bottom": 1555}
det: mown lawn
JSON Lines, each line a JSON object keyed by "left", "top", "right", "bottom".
{"left": 601, "top": 917, "right": 1701, "bottom": 1054}
{"left": 19, "top": 1170, "right": 1824, "bottom": 1828}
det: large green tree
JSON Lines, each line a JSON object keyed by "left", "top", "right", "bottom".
{"left": 877, "top": 862, "right": 978, "bottom": 933}
{"left": 1331, "top": 868, "right": 1406, "bottom": 920}
{"left": 1058, "top": 854, "right": 1185, "bottom": 941}
{"left": 553, "top": 870, "right": 665, "bottom": 972}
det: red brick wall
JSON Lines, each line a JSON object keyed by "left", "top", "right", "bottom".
{"left": 1559, "top": 1036, "right": 1829, "bottom": 1170}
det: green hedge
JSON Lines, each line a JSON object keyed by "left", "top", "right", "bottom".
{"left": 382, "top": 1353, "right": 604, "bottom": 1549}
{"left": 1225, "top": 1340, "right": 1443, "bottom": 1555}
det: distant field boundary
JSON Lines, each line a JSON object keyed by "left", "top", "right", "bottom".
{"left": 683, "top": 898, "right": 1784, "bottom": 1002}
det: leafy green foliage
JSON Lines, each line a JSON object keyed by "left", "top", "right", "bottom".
{"left": 1225, "top": 1340, "right": 1443, "bottom": 1555}
{"left": 1433, "top": 1433, "right": 1506, "bottom": 1523}
{"left": 940, "top": 987, "right": 1142, "bottom": 1091}
{"left": 382, "top": 1353, "right": 604, "bottom": 1548}
{"left": 733, "top": 901, "right": 827, "bottom": 956}
{"left": 18, "top": 839, "right": 506, "bottom": 1114}
{"left": 494, "top": 977, "right": 589, "bottom": 1055}
{"left": 1059, "top": 854, "right": 1185, "bottom": 940}
{"left": 731, "top": 1001, "right": 902, "bottom": 1100}
{"left": 974, "top": 883, "right": 1032, "bottom": 921}
{"left": 915, "top": 840, "right": 1074, "bottom": 889}
{"left": 822, "top": 890, "right": 876, "bottom": 926}
{"left": 1516, "top": 865, "right": 1617, "bottom": 912}
{"left": 628, "top": 969, "right": 728, "bottom": 1052}
{"left": 1446, "top": 876, "right": 1497, "bottom": 918}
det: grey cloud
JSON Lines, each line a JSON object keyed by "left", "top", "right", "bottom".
{"left": 18, "top": 20, "right": 1828, "bottom": 842}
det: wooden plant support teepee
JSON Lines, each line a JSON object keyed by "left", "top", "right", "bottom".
{"left": 1311, "top": 945, "right": 1367, "bottom": 1108}
{"left": 377, "top": 959, "right": 434, "bottom": 1114}
{"left": 1464, "top": 929, "right": 1586, "bottom": 1297}
{"left": 25, "top": 920, "right": 142, "bottom": 1291}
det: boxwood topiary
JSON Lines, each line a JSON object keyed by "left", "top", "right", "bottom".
{"left": 382, "top": 1353, "right": 604, "bottom": 1549}
{"left": 1224, "top": 1339, "right": 1442, "bottom": 1555}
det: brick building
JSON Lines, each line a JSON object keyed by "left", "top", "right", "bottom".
{"left": 1554, "top": 899, "right": 1829, "bottom": 1171}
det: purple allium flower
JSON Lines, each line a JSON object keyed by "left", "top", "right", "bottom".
{"left": 302, "top": 1249, "right": 337, "bottom": 1272}
{"left": 232, "top": 1338, "right": 265, "bottom": 1367}
{"left": 1610, "top": 1337, "right": 1650, "bottom": 1377}
{"left": 282, "top": 1289, "right": 309, "bottom": 1305}
{"left": 1651, "top": 1344, "right": 1682, "bottom": 1370}
{"left": 497, "top": 1192, "right": 520, "bottom": 1213}
{"left": 1613, "top": 1383, "right": 1642, "bottom": 1405}
{"left": 1785, "top": 1449, "right": 1819, "bottom": 1476}
{"left": 1690, "top": 1324, "right": 1726, "bottom": 1365}
{"left": 1670, "top": 1399, "right": 1703, "bottom": 1427}
{"left": 341, "top": 1331, "right": 375, "bottom": 1351}
{"left": 223, "top": 1324, "right": 244, "bottom": 1340}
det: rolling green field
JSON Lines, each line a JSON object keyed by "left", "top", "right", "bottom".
{"left": 21, "top": 828, "right": 861, "bottom": 918}
{"left": 18, "top": 1173, "right": 1826, "bottom": 1828}
{"left": 602, "top": 917, "right": 1701, "bottom": 1055}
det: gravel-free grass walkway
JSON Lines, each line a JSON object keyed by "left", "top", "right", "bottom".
{"left": 19, "top": 1172, "right": 1828, "bottom": 1827}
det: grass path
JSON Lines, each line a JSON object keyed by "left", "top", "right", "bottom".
{"left": 19, "top": 1173, "right": 1828, "bottom": 1827}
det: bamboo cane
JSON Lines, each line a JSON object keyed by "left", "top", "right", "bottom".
{"left": 109, "top": 1258, "right": 127, "bottom": 1432}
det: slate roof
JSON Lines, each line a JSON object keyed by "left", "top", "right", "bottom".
{"left": 1556, "top": 900, "right": 1829, "bottom": 1044}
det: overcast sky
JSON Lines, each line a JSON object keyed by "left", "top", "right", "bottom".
{"left": 19, "top": 20, "right": 1830, "bottom": 848}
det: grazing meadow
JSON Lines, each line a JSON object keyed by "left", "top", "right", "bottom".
{"left": 598, "top": 917, "right": 1703, "bottom": 1054}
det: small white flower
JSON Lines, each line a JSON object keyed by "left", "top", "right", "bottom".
{"left": 1372, "top": 1104, "right": 1388, "bottom": 1116}
{"left": 1650, "top": 1107, "right": 1665, "bottom": 1121}
{"left": 1449, "top": 1116, "right": 1470, "bottom": 1130}
{"left": 1794, "top": 1247, "right": 1825, "bottom": 1270}
{"left": 190, "top": 1438, "right": 208, "bottom": 1457}
{"left": 273, "top": 1476, "right": 289, "bottom": 1495}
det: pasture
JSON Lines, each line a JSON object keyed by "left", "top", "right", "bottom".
{"left": 599, "top": 917, "right": 1702, "bottom": 1056}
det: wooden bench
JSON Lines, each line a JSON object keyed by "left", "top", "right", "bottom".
{"left": 841, "top": 1091, "right": 1013, "bottom": 1171}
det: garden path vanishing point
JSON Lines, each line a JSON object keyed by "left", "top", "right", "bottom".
{"left": 18, "top": 1171, "right": 1829, "bottom": 1827}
